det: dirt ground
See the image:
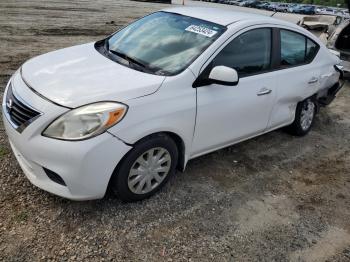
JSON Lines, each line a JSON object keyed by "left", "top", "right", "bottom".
{"left": 0, "top": 0, "right": 350, "bottom": 261}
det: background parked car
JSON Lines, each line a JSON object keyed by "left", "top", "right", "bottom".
{"left": 288, "top": 4, "right": 303, "bottom": 13}
{"left": 230, "top": 0, "right": 243, "bottom": 5}
{"left": 327, "top": 19, "right": 350, "bottom": 75}
{"left": 256, "top": 1, "right": 269, "bottom": 9}
{"left": 238, "top": 0, "right": 250, "bottom": 6}
{"left": 244, "top": 0, "right": 261, "bottom": 8}
{"left": 299, "top": 5, "right": 316, "bottom": 15}
{"left": 318, "top": 7, "right": 338, "bottom": 15}
{"left": 275, "top": 3, "right": 290, "bottom": 12}
{"left": 266, "top": 2, "right": 279, "bottom": 11}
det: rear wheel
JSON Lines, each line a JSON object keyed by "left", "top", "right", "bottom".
{"left": 111, "top": 134, "right": 178, "bottom": 202}
{"left": 286, "top": 98, "right": 316, "bottom": 136}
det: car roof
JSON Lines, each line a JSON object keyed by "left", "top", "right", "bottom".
{"left": 162, "top": 6, "right": 282, "bottom": 26}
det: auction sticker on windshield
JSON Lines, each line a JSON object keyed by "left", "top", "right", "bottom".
{"left": 185, "top": 25, "right": 218, "bottom": 37}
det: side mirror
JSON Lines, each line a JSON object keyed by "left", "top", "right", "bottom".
{"left": 208, "top": 66, "right": 239, "bottom": 86}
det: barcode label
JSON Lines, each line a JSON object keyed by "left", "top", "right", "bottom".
{"left": 185, "top": 25, "right": 218, "bottom": 38}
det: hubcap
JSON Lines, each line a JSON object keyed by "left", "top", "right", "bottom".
{"left": 300, "top": 100, "right": 315, "bottom": 131}
{"left": 128, "top": 147, "right": 171, "bottom": 194}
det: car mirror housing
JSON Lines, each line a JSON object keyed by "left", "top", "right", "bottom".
{"left": 192, "top": 65, "right": 239, "bottom": 88}
{"left": 208, "top": 66, "right": 239, "bottom": 86}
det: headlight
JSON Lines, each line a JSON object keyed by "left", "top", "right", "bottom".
{"left": 43, "top": 102, "right": 127, "bottom": 140}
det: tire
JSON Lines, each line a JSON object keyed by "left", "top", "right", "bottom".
{"left": 110, "top": 134, "right": 178, "bottom": 202}
{"left": 286, "top": 98, "right": 317, "bottom": 136}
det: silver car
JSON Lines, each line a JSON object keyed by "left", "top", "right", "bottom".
{"left": 327, "top": 18, "right": 350, "bottom": 76}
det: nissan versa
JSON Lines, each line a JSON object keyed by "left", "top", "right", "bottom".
{"left": 3, "top": 7, "right": 344, "bottom": 201}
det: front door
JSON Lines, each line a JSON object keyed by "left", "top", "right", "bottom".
{"left": 191, "top": 28, "right": 277, "bottom": 156}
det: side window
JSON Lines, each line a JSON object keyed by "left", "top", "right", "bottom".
{"left": 212, "top": 28, "right": 272, "bottom": 77}
{"left": 306, "top": 38, "right": 318, "bottom": 63}
{"left": 280, "top": 29, "right": 319, "bottom": 67}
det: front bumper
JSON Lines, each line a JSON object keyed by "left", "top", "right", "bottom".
{"left": 2, "top": 72, "right": 132, "bottom": 200}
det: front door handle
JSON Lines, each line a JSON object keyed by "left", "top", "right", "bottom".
{"left": 257, "top": 88, "right": 272, "bottom": 96}
{"left": 308, "top": 77, "right": 318, "bottom": 84}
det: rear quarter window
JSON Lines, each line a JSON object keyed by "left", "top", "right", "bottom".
{"left": 280, "top": 29, "right": 319, "bottom": 68}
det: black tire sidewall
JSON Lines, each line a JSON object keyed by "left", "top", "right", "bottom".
{"left": 291, "top": 98, "right": 316, "bottom": 136}
{"left": 111, "top": 135, "right": 178, "bottom": 202}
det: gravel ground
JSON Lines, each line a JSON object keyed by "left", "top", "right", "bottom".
{"left": 0, "top": 1, "right": 350, "bottom": 261}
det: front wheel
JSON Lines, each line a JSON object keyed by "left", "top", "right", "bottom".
{"left": 110, "top": 134, "right": 178, "bottom": 202}
{"left": 286, "top": 98, "right": 316, "bottom": 136}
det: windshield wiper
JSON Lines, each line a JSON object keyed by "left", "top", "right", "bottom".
{"left": 103, "top": 40, "right": 167, "bottom": 75}
{"left": 108, "top": 49, "right": 150, "bottom": 71}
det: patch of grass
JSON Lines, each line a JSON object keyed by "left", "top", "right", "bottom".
{"left": 0, "top": 146, "right": 9, "bottom": 157}
{"left": 15, "top": 211, "right": 29, "bottom": 222}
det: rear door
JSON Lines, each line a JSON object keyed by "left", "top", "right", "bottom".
{"left": 267, "top": 28, "right": 321, "bottom": 129}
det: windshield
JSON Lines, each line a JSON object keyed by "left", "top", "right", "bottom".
{"left": 105, "top": 12, "right": 226, "bottom": 76}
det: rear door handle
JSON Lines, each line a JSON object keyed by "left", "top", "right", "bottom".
{"left": 257, "top": 88, "right": 272, "bottom": 96}
{"left": 308, "top": 77, "right": 318, "bottom": 84}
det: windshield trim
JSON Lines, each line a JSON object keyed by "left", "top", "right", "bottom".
{"left": 95, "top": 11, "right": 227, "bottom": 77}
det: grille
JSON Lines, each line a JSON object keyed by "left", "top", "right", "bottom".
{"left": 5, "top": 83, "right": 41, "bottom": 129}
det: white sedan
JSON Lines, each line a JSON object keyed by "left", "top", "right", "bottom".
{"left": 3, "top": 7, "right": 342, "bottom": 201}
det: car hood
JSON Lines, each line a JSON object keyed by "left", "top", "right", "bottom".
{"left": 21, "top": 43, "right": 165, "bottom": 108}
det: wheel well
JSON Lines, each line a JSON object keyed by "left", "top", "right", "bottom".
{"left": 162, "top": 132, "right": 186, "bottom": 172}
{"left": 106, "top": 131, "right": 186, "bottom": 196}
{"left": 309, "top": 93, "right": 320, "bottom": 113}
{"left": 298, "top": 94, "right": 319, "bottom": 113}
{"left": 126, "top": 132, "right": 186, "bottom": 172}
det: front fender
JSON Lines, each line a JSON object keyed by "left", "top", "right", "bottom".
{"left": 108, "top": 69, "right": 197, "bottom": 166}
